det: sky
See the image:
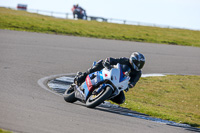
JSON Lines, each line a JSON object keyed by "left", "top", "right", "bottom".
{"left": 1, "top": 0, "right": 200, "bottom": 30}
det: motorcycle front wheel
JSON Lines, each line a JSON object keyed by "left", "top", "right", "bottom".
{"left": 86, "top": 86, "right": 113, "bottom": 108}
{"left": 63, "top": 86, "right": 77, "bottom": 103}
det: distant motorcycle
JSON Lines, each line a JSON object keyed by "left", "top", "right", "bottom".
{"left": 72, "top": 5, "right": 87, "bottom": 20}
{"left": 63, "top": 62, "right": 130, "bottom": 108}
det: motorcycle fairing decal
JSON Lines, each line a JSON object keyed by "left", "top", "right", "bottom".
{"left": 83, "top": 71, "right": 104, "bottom": 98}
{"left": 86, "top": 75, "right": 93, "bottom": 91}
{"left": 82, "top": 82, "right": 90, "bottom": 98}
{"left": 88, "top": 71, "right": 103, "bottom": 86}
{"left": 119, "top": 65, "right": 127, "bottom": 82}
{"left": 97, "top": 71, "right": 104, "bottom": 81}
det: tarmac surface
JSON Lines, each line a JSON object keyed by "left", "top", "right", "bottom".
{"left": 0, "top": 30, "right": 200, "bottom": 133}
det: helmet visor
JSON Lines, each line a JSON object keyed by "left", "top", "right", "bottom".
{"left": 130, "top": 57, "right": 145, "bottom": 71}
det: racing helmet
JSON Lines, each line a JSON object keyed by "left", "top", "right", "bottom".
{"left": 129, "top": 52, "right": 145, "bottom": 71}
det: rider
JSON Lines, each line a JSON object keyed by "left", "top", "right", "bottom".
{"left": 74, "top": 52, "right": 145, "bottom": 104}
{"left": 71, "top": 4, "right": 87, "bottom": 19}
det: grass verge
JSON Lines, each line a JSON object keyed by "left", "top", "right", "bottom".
{"left": 0, "top": 7, "right": 200, "bottom": 47}
{"left": 119, "top": 75, "right": 200, "bottom": 128}
{"left": 0, "top": 129, "right": 11, "bottom": 133}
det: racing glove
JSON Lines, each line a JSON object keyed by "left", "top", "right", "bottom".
{"left": 125, "top": 83, "right": 134, "bottom": 92}
{"left": 128, "top": 83, "right": 134, "bottom": 88}
{"left": 103, "top": 58, "right": 111, "bottom": 69}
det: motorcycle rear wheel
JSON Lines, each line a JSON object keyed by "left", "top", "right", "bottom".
{"left": 86, "top": 86, "right": 113, "bottom": 108}
{"left": 63, "top": 86, "right": 77, "bottom": 103}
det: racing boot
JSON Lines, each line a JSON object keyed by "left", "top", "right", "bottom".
{"left": 74, "top": 72, "right": 87, "bottom": 86}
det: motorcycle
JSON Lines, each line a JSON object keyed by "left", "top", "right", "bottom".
{"left": 63, "top": 62, "right": 130, "bottom": 108}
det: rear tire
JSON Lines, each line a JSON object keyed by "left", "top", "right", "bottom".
{"left": 63, "top": 86, "right": 77, "bottom": 103}
{"left": 86, "top": 86, "right": 113, "bottom": 108}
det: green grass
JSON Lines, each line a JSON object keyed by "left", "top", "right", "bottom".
{"left": 0, "top": 129, "right": 11, "bottom": 133}
{"left": 119, "top": 75, "right": 200, "bottom": 128}
{"left": 0, "top": 7, "right": 200, "bottom": 47}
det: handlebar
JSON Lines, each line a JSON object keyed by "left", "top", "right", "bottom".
{"left": 103, "top": 61, "right": 112, "bottom": 70}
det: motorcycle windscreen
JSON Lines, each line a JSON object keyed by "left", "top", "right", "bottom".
{"left": 119, "top": 64, "right": 130, "bottom": 82}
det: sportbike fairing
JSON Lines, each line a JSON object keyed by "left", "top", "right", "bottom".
{"left": 75, "top": 64, "right": 129, "bottom": 102}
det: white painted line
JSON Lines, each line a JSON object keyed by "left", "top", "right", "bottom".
{"left": 37, "top": 73, "right": 75, "bottom": 96}
{"left": 142, "top": 73, "right": 166, "bottom": 77}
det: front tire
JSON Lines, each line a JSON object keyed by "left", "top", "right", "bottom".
{"left": 86, "top": 86, "right": 113, "bottom": 108}
{"left": 63, "top": 86, "right": 77, "bottom": 103}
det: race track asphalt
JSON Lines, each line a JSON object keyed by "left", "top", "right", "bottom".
{"left": 0, "top": 30, "right": 200, "bottom": 133}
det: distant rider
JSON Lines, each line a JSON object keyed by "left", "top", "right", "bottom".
{"left": 74, "top": 52, "right": 145, "bottom": 104}
{"left": 71, "top": 4, "right": 87, "bottom": 20}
